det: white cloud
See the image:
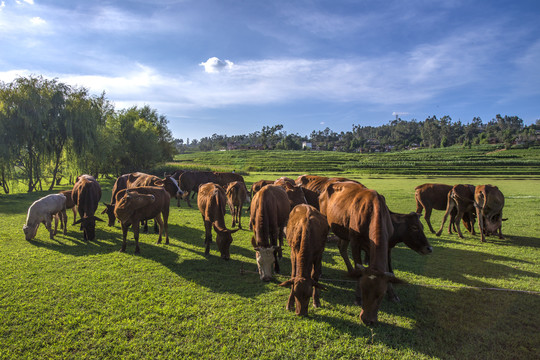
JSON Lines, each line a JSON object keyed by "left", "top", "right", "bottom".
{"left": 0, "top": 2, "right": 5, "bottom": 11}
{"left": 199, "top": 57, "right": 234, "bottom": 73}
{"left": 30, "top": 16, "right": 45, "bottom": 25}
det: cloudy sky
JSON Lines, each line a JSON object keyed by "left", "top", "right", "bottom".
{"left": 1, "top": 0, "right": 539, "bottom": 141}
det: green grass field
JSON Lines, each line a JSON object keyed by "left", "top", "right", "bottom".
{"left": 1, "top": 161, "right": 539, "bottom": 358}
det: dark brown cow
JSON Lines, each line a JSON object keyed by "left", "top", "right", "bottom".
{"left": 319, "top": 181, "right": 401, "bottom": 325}
{"left": 274, "top": 177, "right": 307, "bottom": 210}
{"left": 226, "top": 181, "right": 248, "bottom": 229}
{"left": 415, "top": 183, "right": 476, "bottom": 234}
{"left": 59, "top": 190, "right": 77, "bottom": 226}
{"left": 114, "top": 186, "right": 170, "bottom": 254}
{"left": 250, "top": 185, "right": 290, "bottom": 281}
{"left": 474, "top": 185, "right": 506, "bottom": 242}
{"left": 214, "top": 172, "right": 245, "bottom": 188}
{"left": 72, "top": 174, "right": 103, "bottom": 241}
{"left": 436, "top": 184, "right": 477, "bottom": 238}
{"left": 102, "top": 174, "right": 130, "bottom": 226}
{"left": 279, "top": 204, "right": 329, "bottom": 316}
{"left": 295, "top": 174, "right": 365, "bottom": 209}
{"left": 198, "top": 183, "right": 239, "bottom": 260}
{"left": 178, "top": 171, "right": 219, "bottom": 207}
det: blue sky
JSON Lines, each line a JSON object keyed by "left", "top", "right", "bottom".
{"left": 1, "top": 0, "right": 539, "bottom": 141}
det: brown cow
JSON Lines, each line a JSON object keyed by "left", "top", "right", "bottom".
{"left": 250, "top": 179, "right": 274, "bottom": 199}
{"left": 114, "top": 186, "right": 170, "bottom": 254}
{"left": 295, "top": 175, "right": 365, "bottom": 209}
{"left": 319, "top": 181, "right": 401, "bottom": 325}
{"left": 274, "top": 177, "right": 307, "bottom": 210}
{"left": 279, "top": 204, "right": 329, "bottom": 316}
{"left": 102, "top": 172, "right": 181, "bottom": 230}
{"left": 226, "top": 181, "right": 248, "bottom": 229}
{"left": 59, "top": 190, "right": 77, "bottom": 226}
{"left": 198, "top": 183, "right": 239, "bottom": 260}
{"left": 436, "top": 184, "right": 477, "bottom": 239}
{"left": 72, "top": 174, "right": 103, "bottom": 241}
{"left": 250, "top": 185, "right": 290, "bottom": 281}
{"left": 415, "top": 183, "right": 476, "bottom": 234}
{"left": 474, "top": 185, "right": 505, "bottom": 242}
{"left": 178, "top": 171, "right": 219, "bottom": 207}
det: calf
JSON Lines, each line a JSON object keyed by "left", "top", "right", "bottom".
{"left": 114, "top": 186, "right": 170, "bottom": 254}
{"left": 250, "top": 185, "right": 290, "bottom": 281}
{"left": 198, "top": 183, "right": 239, "bottom": 260}
{"left": 319, "top": 181, "right": 402, "bottom": 325}
{"left": 226, "top": 181, "right": 248, "bottom": 229}
{"left": 474, "top": 185, "right": 506, "bottom": 242}
{"left": 23, "top": 193, "right": 67, "bottom": 241}
{"left": 72, "top": 175, "right": 103, "bottom": 241}
{"left": 279, "top": 204, "right": 329, "bottom": 316}
{"left": 436, "top": 184, "right": 476, "bottom": 239}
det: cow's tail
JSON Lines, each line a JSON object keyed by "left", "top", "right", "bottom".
{"left": 368, "top": 194, "right": 392, "bottom": 270}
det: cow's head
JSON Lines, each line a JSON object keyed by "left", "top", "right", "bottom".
{"left": 279, "top": 277, "right": 325, "bottom": 316}
{"left": 254, "top": 246, "right": 277, "bottom": 282}
{"left": 354, "top": 264, "right": 404, "bottom": 326}
{"left": 157, "top": 176, "right": 184, "bottom": 200}
{"left": 22, "top": 223, "right": 38, "bottom": 241}
{"left": 483, "top": 212, "right": 505, "bottom": 235}
{"left": 101, "top": 203, "right": 116, "bottom": 227}
{"left": 283, "top": 182, "right": 307, "bottom": 209}
{"left": 213, "top": 226, "right": 239, "bottom": 260}
{"left": 74, "top": 215, "right": 104, "bottom": 241}
{"left": 393, "top": 212, "right": 432, "bottom": 255}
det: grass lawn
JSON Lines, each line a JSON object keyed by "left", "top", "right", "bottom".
{"left": 0, "top": 173, "right": 539, "bottom": 359}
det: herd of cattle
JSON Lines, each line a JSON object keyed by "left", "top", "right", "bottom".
{"left": 22, "top": 170, "right": 506, "bottom": 325}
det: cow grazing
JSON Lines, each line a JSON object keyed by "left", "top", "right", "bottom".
{"left": 197, "top": 183, "right": 239, "bottom": 260}
{"left": 319, "top": 181, "right": 402, "bottom": 325}
{"left": 178, "top": 171, "right": 219, "bottom": 207}
{"left": 226, "top": 181, "right": 248, "bottom": 229}
{"left": 72, "top": 175, "right": 103, "bottom": 241}
{"left": 279, "top": 204, "right": 329, "bottom": 316}
{"left": 295, "top": 174, "right": 365, "bottom": 209}
{"left": 59, "top": 190, "right": 77, "bottom": 226}
{"left": 250, "top": 185, "right": 290, "bottom": 281}
{"left": 474, "top": 185, "right": 506, "bottom": 242}
{"left": 274, "top": 177, "right": 307, "bottom": 210}
{"left": 415, "top": 183, "right": 476, "bottom": 234}
{"left": 114, "top": 186, "right": 170, "bottom": 253}
{"left": 436, "top": 184, "right": 476, "bottom": 239}
{"left": 23, "top": 193, "right": 67, "bottom": 241}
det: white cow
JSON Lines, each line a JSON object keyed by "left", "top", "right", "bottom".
{"left": 23, "top": 193, "right": 67, "bottom": 240}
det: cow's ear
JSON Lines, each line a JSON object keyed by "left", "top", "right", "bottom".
{"left": 279, "top": 280, "right": 294, "bottom": 288}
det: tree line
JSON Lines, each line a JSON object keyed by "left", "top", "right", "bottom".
{"left": 0, "top": 76, "right": 176, "bottom": 194}
{"left": 182, "top": 115, "right": 540, "bottom": 153}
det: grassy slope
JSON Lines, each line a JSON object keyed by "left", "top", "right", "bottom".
{"left": 0, "top": 158, "right": 539, "bottom": 358}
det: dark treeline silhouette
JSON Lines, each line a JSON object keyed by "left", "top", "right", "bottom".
{"left": 179, "top": 115, "right": 540, "bottom": 153}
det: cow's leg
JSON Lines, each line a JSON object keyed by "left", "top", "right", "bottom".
{"left": 454, "top": 208, "right": 466, "bottom": 239}
{"left": 385, "top": 251, "right": 400, "bottom": 303}
{"left": 312, "top": 257, "right": 323, "bottom": 308}
{"left": 203, "top": 220, "right": 212, "bottom": 256}
{"left": 423, "top": 207, "right": 436, "bottom": 234}
{"left": 142, "top": 220, "right": 148, "bottom": 233}
{"left": 476, "top": 207, "right": 486, "bottom": 242}
{"left": 350, "top": 240, "right": 364, "bottom": 306}
{"left": 72, "top": 207, "right": 77, "bottom": 225}
{"left": 61, "top": 209, "right": 67, "bottom": 234}
{"left": 185, "top": 192, "right": 192, "bottom": 208}
{"left": 46, "top": 216, "right": 54, "bottom": 239}
{"left": 273, "top": 248, "right": 280, "bottom": 274}
{"left": 286, "top": 252, "right": 296, "bottom": 311}
{"left": 133, "top": 223, "right": 141, "bottom": 254}
{"left": 229, "top": 203, "right": 236, "bottom": 228}
{"left": 155, "top": 215, "right": 164, "bottom": 244}
{"left": 153, "top": 219, "right": 159, "bottom": 234}
{"left": 162, "top": 209, "right": 170, "bottom": 245}
{"left": 337, "top": 238, "right": 354, "bottom": 275}
{"left": 277, "top": 227, "right": 284, "bottom": 259}
{"left": 436, "top": 200, "right": 455, "bottom": 236}
{"left": 120, "top": 223, "right": 129, "bottom": 252}
{"left": 238, "top": 204, "right": 243, "bottom": 229}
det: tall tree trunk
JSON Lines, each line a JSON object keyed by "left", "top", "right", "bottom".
{"left": 48, "top": 145, "right": 63, "bottom": 191}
